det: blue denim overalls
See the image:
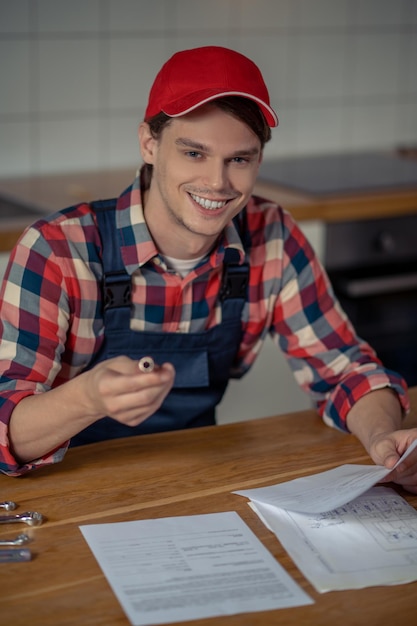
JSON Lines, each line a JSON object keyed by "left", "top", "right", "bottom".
{"left": 70, "top": 199, "right": 249, "bottom": 446}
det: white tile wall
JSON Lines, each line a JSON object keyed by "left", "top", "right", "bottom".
{"left": 38, "top": 40, "right": 101, "bottom": 113}
{"left": 0, "top": 41, "right": 32, "bottom": 116}
{"left": 295, "top": 33, "right": 348, "bottom": 101}
{"left": 0, "top": 120, "right": 33, "bottom": 174}
{"left": 36, "top": 0, "right": 101, "bottom": 32}
{"left": 240, "top": 0, "right": 293, "bottom": 29}
{"left": 108, "top": 1, "right": 167, "bottom": 31}
{"left": 38, "top": 117, "right": 102, "bottom": 173}
{"left": 352, "top": 0, "right": 407, "bottom": 26}
{"left": 347, "top": 102, "right": 403, "bottom": 150}
{"left": 107, "top": 37, "right": 167, "bottom": 112}
{"left": 173, "top": 0, "right": 234, "bottom": 30}
{"left": 295, "top": 0, "right": 350, "bottom": 28}
{"left": 349, "top": 33, "right": 403, "bottom": 99}
{"left": 0, "top": 0, "right": 416, "bottom": 177}
{"left": 0, "top": 0, "right": 31, "bottom": 33}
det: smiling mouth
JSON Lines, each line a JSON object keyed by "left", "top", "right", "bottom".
{"left": 189, "top": 192, "right": 229, "bottom": 210}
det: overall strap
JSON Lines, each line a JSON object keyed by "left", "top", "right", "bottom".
{"left": 92, "top": 199, "right": 250, "bottom": 315}
{"left": 92, "top": 199, "right": 131, "bottom": 311}
{"left": 220, "top": 208, "right": 250, "bottom": 302}
{"left": 220, "top": 248, "right": 249, "bottom": 301}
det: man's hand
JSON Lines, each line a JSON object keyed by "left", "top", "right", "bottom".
{"left": 82, "top": 355, "right": 175, "bottom": 426}
{"left": 346, "top": 388, "right": 417, "bottom": 494}
{"left": 369, "top": 429, "right": 417, "bottom": 494}
{"left": 9, "top": 355, "right": 176, "bottom": 464}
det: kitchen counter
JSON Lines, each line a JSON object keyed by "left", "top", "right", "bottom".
{"left": 255, "top": 179, "right": 417, "bottom": 221}
{"left": 0, "top": 169, "right": 134, "bottom": 252}
{"left": 1, "top": 150, "right": 417, "bottom": 252}
{"left": 256, "top": 149, "right": 417, "bottom": 222}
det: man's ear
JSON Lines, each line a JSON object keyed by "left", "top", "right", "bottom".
{"left": 138, "top": 122, "right": 156, "bottom": 164}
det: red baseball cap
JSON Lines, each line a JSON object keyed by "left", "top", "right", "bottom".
{"left": 145, "top": 46, "right": 278, "bottom": 128}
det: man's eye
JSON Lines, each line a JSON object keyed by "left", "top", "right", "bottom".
{"left": 232, "top": 157, "right": 249, "bottom": 164}
{"left": 185, "top": 151, "right": 202, "bottom": 158}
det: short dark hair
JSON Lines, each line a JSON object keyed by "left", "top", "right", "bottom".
{"left": 140, "top": 96, "right": 271, "bottom": 190}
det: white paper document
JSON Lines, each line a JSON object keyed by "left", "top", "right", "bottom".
{"left": 80, "top": 511, "right": 313, "bottom": 626}
{"left": 251, "top": 486, "right": 417, "bottom": 592}
{"left": 234, "top": 440, "right": 417, "bottom": 593}
{"left": 234, "top": 438, "right": 417, "bottom": 515}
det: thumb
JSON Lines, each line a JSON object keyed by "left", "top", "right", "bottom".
{"left": 377, "top": 440, "right": 400, "bottom": 469}
{"left": 370, "top": 433, "right": 400, "bottom": 469}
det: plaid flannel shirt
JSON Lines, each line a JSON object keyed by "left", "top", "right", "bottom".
{"left": 0, "top": 174, "right": 409, "bottom": 475}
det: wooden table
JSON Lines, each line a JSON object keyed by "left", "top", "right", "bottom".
{"left": 2, "top": 387, "right": 417, "bottom": 625}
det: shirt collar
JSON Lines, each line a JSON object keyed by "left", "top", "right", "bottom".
{"left": 116, "top": 172, "right": 159, "bottom": 274}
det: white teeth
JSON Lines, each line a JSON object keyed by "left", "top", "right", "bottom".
{"left": 190, "top": 193, "right": 227, "bottom": 210}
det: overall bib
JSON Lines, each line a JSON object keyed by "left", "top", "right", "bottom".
{"left": 70, "top": 199, "right": 249, "bottom": 446}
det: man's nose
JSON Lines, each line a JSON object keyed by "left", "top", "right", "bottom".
{"left": 203, "top": 160, "right": 228, "bottom": 189}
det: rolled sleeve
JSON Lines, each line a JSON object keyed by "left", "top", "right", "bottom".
{"left": 0, "top": 390, "right": 69, "bottom": 476}
{"left": 321, "top": 367, "right": 410, "bottom": 432}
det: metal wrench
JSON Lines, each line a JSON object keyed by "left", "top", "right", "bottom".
{"left": 0, "top": 511, "right": 44, "bottom": 526}
{"left": 0, "top": 501, "right": 17, "bottom": 511}
{"left": 0, "top": 533, "right": 30, "bottom": 546}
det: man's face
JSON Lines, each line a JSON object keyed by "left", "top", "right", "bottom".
{"left": 139, "top": 104, "right": 263, "bottom": 258}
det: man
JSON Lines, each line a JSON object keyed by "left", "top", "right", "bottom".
{"left": 0, "top": 46, "right": 416, "bottom": 488}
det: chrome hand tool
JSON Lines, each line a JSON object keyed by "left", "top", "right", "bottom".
{"left": 0, "top": 511, "right": 44, "bottom": 526}
{"left": 0, "top": 533, "right": 30, "bottom": 546}
{"left": 0, "top": 548, "right": 32, "bottom": 562}
{"left": 0, "top": 501, "right": 17, "bottom": 511}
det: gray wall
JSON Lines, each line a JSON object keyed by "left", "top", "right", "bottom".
{"left": 1, "top": 0, "right": 417, "bottom": 178}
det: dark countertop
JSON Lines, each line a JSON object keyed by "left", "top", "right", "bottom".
{"left": 258, "top": 150, "right": 417, "bottom": 196}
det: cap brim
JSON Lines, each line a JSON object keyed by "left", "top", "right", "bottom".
{"left": 162, "top": 90, "right": 279, "bottom": 128}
